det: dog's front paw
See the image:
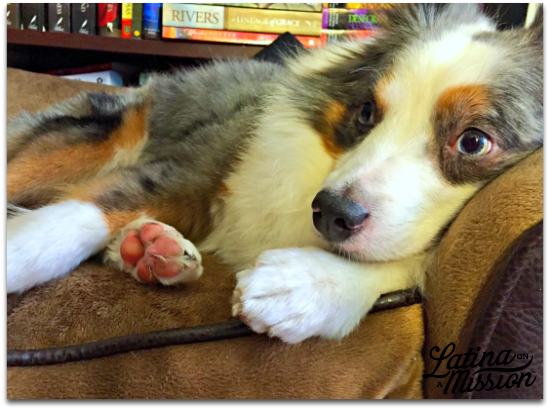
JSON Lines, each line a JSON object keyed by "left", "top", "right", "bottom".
{"left": 232, "top": 248, "right": 372, "bottom": 343}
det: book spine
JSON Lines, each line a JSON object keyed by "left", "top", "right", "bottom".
{"left": 142, "top": 3, "right": 161, "bottom": 39}
{"left": 98, "top": 3, "right": 121, "bottom": 37}
{"left": 162, "top": 4, "right": 323, "bottom": 36}
{"left": 48, "top": 3, "right": 71, "bottom": 33}
{"left": 71, "top": 3, "right": 97, "bottom": 35}
{"left": 22, "top": 3, "right": 46, "bottom": 31}
{"left": 323, "top": 3, "right": 394, "bottom": 9}
{"left": 162, "top": 26, "right": 320, "bottom": 48}
{"left": 131, "top": 3, "right": 143, "bottom": 39}
{"left": 320, "top": 29, "right": 375, "bottom": 43}
{"left": 203, "top": 3, "right": 323, "bottom": 13}
{"left": 322, "top": 8, "right": 379, "bottom": 30}
{"left": 122, "top": 3, "right": 132, "bottom": 38}
{"left": 7, "top": 3, "right": 22, "bottom": 29}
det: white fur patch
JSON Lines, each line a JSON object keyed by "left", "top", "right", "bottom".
{"left": 7, "top": 201, "right": 109, "bottom": 293}
{"left": 233, "top": 248, "right": 422, "bottom": 343}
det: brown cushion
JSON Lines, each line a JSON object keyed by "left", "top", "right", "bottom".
{"left": 423, "top": 148, "right": 543, "bottom": 399}
{"left": 7, "top": 68, "right": 121, "bottom": 118}
{"left": 7, "top": 68, "right": 424, "bottom": 399}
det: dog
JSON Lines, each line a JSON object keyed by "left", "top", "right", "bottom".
{"left": 7, "top": 4, "right": 543, "bottom": 343}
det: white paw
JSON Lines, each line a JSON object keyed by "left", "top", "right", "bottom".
{"left": 232, "top": 248, "right": 375, "bottom": 343}
{"left": 104, "top": 219, "right": 203, "bottom": 286}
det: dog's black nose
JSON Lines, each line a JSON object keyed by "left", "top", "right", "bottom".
{"left": 312, "top": 190, "right": 368, "bottom": 243}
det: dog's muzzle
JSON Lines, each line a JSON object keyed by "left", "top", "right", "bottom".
{"left": 312, "top": 190, "right": 368, "bottom": 243}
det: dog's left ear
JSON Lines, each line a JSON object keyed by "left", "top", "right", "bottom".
{"left": 527, "top": 5, "right": 543, "bottom": 46}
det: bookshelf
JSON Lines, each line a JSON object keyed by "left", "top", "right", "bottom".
{"left": 7, "top": 29, "right": 264, "bottom": 60}
{"left": 7, "top": 29, "right": 266, "bottom": 75}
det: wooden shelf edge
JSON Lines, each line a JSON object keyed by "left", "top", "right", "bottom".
{"left": 7, "top": 29, "right": 264, "bottom": 60}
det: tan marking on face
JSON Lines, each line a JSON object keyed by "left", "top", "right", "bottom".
{"left": 435, "top": 84, "right": 491, "bottom": 132}
{"left": 373, "top": 74, "right": 392, "bottom": 118}
{"left": 436, "top": 84, "right": 492, "bottom": 183}
{"left": 319, "top": 101, "right": 347, "bottom": 159}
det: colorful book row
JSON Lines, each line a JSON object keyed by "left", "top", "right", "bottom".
{"left": 7, "top": 3, "right": 162, "bottom": 40}
{"left": 7, "top": 3, "right": 382, "bottom": 47}
{"left": 162, "top": 3, "right": 384, "bottom": 36}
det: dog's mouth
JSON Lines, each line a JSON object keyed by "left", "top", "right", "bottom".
{"left": 328, "top": 240, "right": 365, "bottom": 261}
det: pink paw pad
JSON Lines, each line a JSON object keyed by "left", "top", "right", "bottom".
{"left": 120, "top": 223, "right": 190, "bottom": 283}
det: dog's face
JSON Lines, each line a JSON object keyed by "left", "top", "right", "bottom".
{"left": 289, "top": 4, "right": 543, "bottom": 262}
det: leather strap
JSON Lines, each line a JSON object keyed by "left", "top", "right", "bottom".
{"left": 7, "top": 288, "right": 421, "bottom": 367}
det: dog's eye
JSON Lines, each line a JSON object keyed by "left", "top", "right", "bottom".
{"left": 456, "top": 129, "right": 492, "bottom": 156}
{"left": 358, "top": 102, "right": 375, "bottom": 126}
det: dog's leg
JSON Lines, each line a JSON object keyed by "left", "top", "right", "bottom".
{"left": 7, "top": 200, "right": 111, "bottom": 293}
{"left": 232, "top": 248, "right": 424, "bottom": 343}
{"left": 7, "top": 91, "right": 149, "bottom": 206}
{"left": 7, "top": 170, "right": 204, "bottom": 293}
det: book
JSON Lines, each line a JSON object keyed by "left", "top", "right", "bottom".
{"left": 21, "top": 3, "right": 46, "bottom": 31}
{"left": 98, "top": 3, "right": 121, "bottom": 37}
{"left": 162, "top": 3, "right": 323, "bottom": 36}
{"left": 48, "top": 3, "right": 70, "bottom": 33}
{"left": 71, "top": 3, "right": 97, "bottom": 35}
{"left": 323, "top": 3, "right": 394, "bottom": 9}
{"left": 46, "top": 62, "right": 142, "bottom": 86}
{"left": 323, "top": 8, "right": 380, "bottom": 30}
{"left": 62, "top": 70, "right": 124, "bottom": 87}
{"left": 7, "top": 3, "right": 21, "bottom": 29}
{"left": 122, "top": 3, "right": 143, "bottom": 39}
{"left": 162, "top": 26, "right": 320, "bottom": 48}
{"left": 204, "top": 3, "right": 323, "bottom": 13}
{"left": 143, "top": 3, "right": 162, "bottom": 39}
{"left": 320, "top": 29, "right": 375, "bottom": 43}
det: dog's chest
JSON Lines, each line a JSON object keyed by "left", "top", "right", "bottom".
{"left": 198, "top": 116, "right": 334, "bottom": 269}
